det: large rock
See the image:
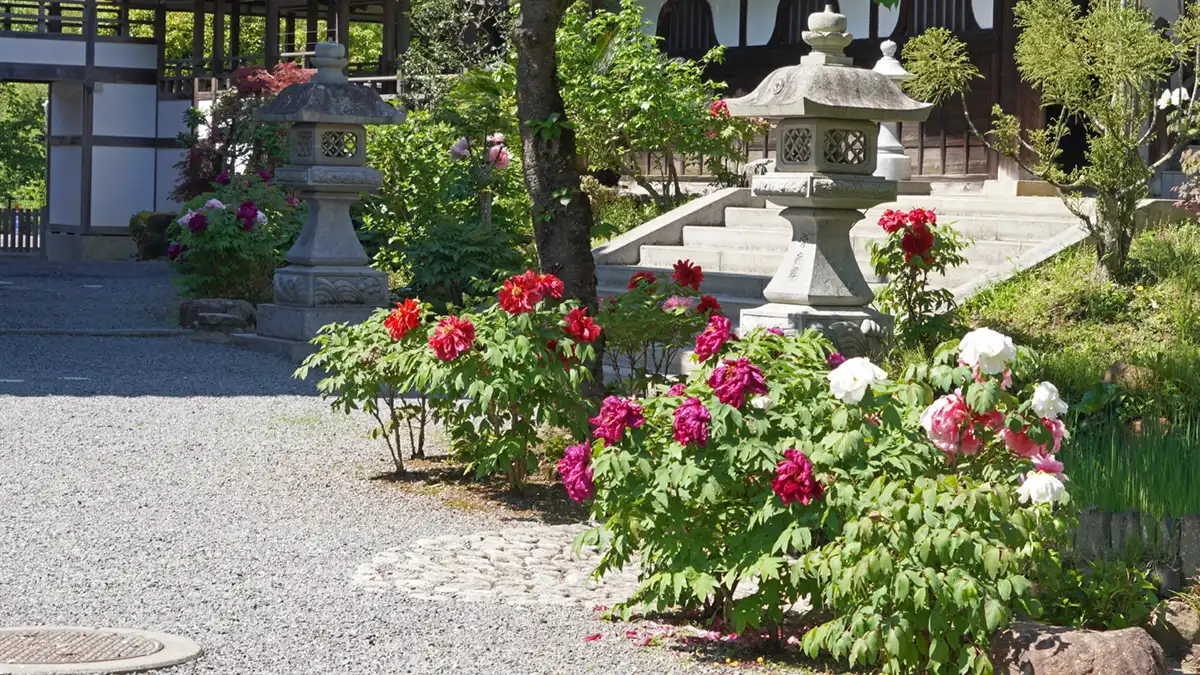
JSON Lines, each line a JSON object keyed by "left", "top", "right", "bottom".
{"left": 991, "top": 622, "right": 1166, "bottom": 675}
{"left": 179, "top": 299, "right": 256, "bottom": 332}
{"left": 1148, "top": 599, "right": 1200, "bottom": 658}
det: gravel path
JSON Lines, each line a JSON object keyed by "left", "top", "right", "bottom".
{"left": 0, "top": 334, "right": 714, "bottom": 674}
{"left": 0, "top": 261, "right": 179, "bottom": 331}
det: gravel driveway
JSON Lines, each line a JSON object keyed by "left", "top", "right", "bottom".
{"left": 0, "top": 334, "right": 713, "bottom": 674}
{"left": 0, "top": 261, "right": 179, "bottom": 331}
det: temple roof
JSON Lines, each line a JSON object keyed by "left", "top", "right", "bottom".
{"left": 725, "top": 64, "right": 932, "bottom": 122}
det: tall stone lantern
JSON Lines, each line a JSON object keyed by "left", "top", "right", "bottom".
{"left": 724, "top": 6, "right": 931, "bottom": 345}
{"left": 242, "top": 42, "right": 403, "bottom": 361}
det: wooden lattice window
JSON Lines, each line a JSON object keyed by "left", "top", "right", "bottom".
{"left": 656, "top": 0, "right": 719, "bottom": 53}
{"left": 769, "top": 0, "right": 837, "bottom": 45}
{"left": 907, "top": 0, "right": 980, "bottom": 33}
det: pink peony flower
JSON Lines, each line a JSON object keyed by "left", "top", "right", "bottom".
{"left": 667, "top": 383, "right": 686, "bottom": 396}
{"left": 920, "top": 392, "right": 972, "bottom": 456}
{"left": 204, "top": 198, "right": 225, "bottom": 210}
{"left": 487, "top": 132, "right": 505, "bottom": 145}
{"left": 285, "top": 195, "right": 300, "bottom": 207}
{"left": 694, "top": 314, "right": 732, "bottom": 361}
{"left": 589, "top": 396, "right": 645, "bottom": 446}
{"left": 772, "top": 449, "right": 824, "bottom": 506}
{"left": 707, "top": 357, "right": 767, "bottom": 409}
{"left": 487, "top": 145, "right": 512, "bottom": 169}
{"left": 1001, "top": 417, "right": 1064, "bottom": 459}
{"left": 557, "top": 442, "right": 595, "bottom": 503}
{"left": 826, "top": 352, "right": 846, "bottom": 368}
{"left": 673, "top": 397, "right": 711, "bottom": 447}
{"left": 1031, "top": 453, "right": 1065, "bottom": 479}
{"left": 662, "top": 295, "right": 699, "bottom": 312}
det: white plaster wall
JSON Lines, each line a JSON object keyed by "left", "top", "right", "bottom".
{"left": 94, "top": 42, "right": 156, "bottom": 70}
{"left": 1142, "top": 0, "right": 1180, "bottom": 23}
{"left": 841, "top": 0, "right": 871, "bottom": 38}
{"left": 710, "top": 0, "right": 740, "bottom": 44}
{"left": 49, "top": 82, "right": 83, "bottom": 136}
{"left": 0, "top": 36, "right": 85, "bottom": 66}
{"left": 48, "top": 146, "right": 81, "bottom": 227}
{"left": 746, "top": 0, "right": 775, "bottom": 45}
{"left": 93, "top": 83, "right": 156, "bottom": 138}
{"left": 972, "top": 0, "right": 993, "bottom": 29}
{"left": 157, "top": 99, "right": 192, "bottom": 139}
{"left": 878, "top": 2, "right": 901, "bottom": 36}
{"left": 156, "top": 149, "right": 186, "bottom": 213}
{"left": 92, "top": 147, "right": 155, "bottom": 228}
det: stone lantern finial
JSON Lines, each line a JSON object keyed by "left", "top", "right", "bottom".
{"left": 309, "top": 41, "right": 349, "bottom": 84}
{"left": 801, "top": 5, "right": 854, "bottom": 67}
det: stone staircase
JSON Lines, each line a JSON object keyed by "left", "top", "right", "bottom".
{"left": 594, "top": 190, "right": 1084, "bottom": 321}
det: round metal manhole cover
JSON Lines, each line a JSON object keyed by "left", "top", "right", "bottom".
{"left": 0, "top": 627, "right": 201, "bottom": 674}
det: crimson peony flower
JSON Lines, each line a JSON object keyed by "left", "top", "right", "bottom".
{"left": 187, "top": 213, "right": 209, "bottom": 234}
{"left": 901, "top": 225, "right": 935, "bottom": 262}
{"left": 673, "top": 397, "right": 711, "bottom": 447}
{"left": 538, "top": 273, "right": 565, "bottom": 299}
{"left": 167, "top": 242, "right": 185, "bottom": 261}
{"left": 907, "top": 207, "right": 936, "bottom": 229}
{"left": 878, "top": 209, "right": 908, "bottom": 233}
{"left": 214, "top": 170, "right": 230, "bottom": 185}
{"left": 628, "top": 271, "right": 658, "bottom": 289}
{"left": 826, "top": 352, "right": 846, "bottom": 368}
{"left": 384, "top": 298, "right": 422, "bottom": 341}
{"left": 693, "top": 314, "right": 732, "bottom": 361}
{"left": 256, "top": 168, "right": 272, "bottom": 181}
{"left": 707, "top": 357, "right": 767, "bottom": 409}
{"left": 767, "top": 327, "right": 785, "bottom": 336}
{"left": 285, "top": 195, "right": 300, "bottom": 207}
{"left": 564, "top": 307, "right": 601, "bottom": 343}
{"left": 672, "top": 259, "right": 704, "bottom": 290}
{"left": 711, "top": 99, "right": 730, "bottom": 117}
{"left": 772, "top": 449, "right": 824, "bottom": 506}
{"left": 589, "top": 396, "right": 645, "bottom": 446}
{"left": 558, "top": 442, "right": 595, "bottom": 503}
{"left": 428, "top": 315, "right": 475, "bottom": 361}
{"left": 697, "top": 295, "right": 721, "bottom": 315}
{"left": 236, "top": 200, "right": 258, "bottom": 231}
{"left": 667, "top": 383, "right": 686, "bottom": 396}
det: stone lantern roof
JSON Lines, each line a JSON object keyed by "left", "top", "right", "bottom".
{"left": 256, "top": 42, "right": 404, "bottom": 126}
{"left": 724, "top": 5, "right": 930, "bottom": 123}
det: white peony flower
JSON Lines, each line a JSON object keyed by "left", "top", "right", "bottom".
{"left": 1017, "top": 471, "right": 1068, "bottom": 505}
{"left": 177, "top": 209, "right": 196, "bottom": 226}
{"left": 958, "top": 328, "right": 1017, "bottom": 375}
{"left": 255, "top": 210, "right": 268, "bottom": 224}
{"left": 204, "top": 198, "right": 226, "bottom": 210}
{"left": 1031, "top": 381, "right": 1069, "bottom": 419}
{"left": 827, "top": 357, "right": 887, "bottom": 405}
{"left": 1159, "top": 87, "right": 1190, "bottom": 109}
{"left": 750, "top": 395, "right": 774, "bottom": 411}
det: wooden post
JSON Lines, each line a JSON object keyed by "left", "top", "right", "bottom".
{"left": 335, "top": 0, "right": 349, "bottom": 51}
{"left": 82, "top": 0, "right": 96, "bottom": 235}
{"left": 155, "top": 3, "right": 165, "bottom": 85}
{"left": 265, "top": 0, "right": 279, "bottom": 68}
{"left": 381, "top": 0, "right": 395, "bottom": 74}
{"left": 48, "top": 2, "right": 60, "bottom": 33}
{"left": 192, "top": 0, "right": 205, "bottom": 75}
{"left": 231, "top": 0, "right": 241, "bottom": 66}
{"left": 286, "top": 11, "right": 297, "bottom": 54}
{"left": 213, "top": 0, "right": 225, "bottom": 75}
{"left": 306, "top": 0, "right": 318, "bottom": 52}
{"left": 118, "top": 0, "right": 129, "bottom": 36}
{"left": 325, "top": 0, "right": 336, "bottom": 42}
{"left": 398, "top": 0, "right": 410, "bottom": 53}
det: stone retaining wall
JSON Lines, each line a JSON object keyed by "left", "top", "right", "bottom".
{"left": 1076, "top": 509, "right": 1200, "bottom": 590}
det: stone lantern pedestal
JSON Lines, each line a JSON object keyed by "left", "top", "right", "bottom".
{"left": 724, "top": 5, "right": 931, "bottom": 353}
{"left": 235, "top": 42, "right": 403, "bottom": 361}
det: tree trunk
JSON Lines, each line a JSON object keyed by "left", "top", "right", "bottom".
{"left": 1094, "top": 195, "right": 1137, "bottom": 281}
{"left": 513, "top": 0, "right": 605, "bottom": 394}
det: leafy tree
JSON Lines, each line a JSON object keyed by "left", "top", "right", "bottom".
{"left": 902, "top": 0, "right": 1200, "bottom": 279}
{"left": 0, "top": 83, "right": 46, "bottom": 208}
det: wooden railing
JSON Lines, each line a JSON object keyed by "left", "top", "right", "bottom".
{"left": 0, "top": 0, "right": 153, "bottom": 38}
{"left": 0, "top": 207, "right": 45, "bottom": 255}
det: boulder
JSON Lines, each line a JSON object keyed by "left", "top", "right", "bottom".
{"left": 991, "top": 622, "right": 1166, "bottom": 675}
{"left": 1148, "top": 600, "right": 1200, "bottom": 658}
{"left": 179, "top": 299, "right": 256, "bottom": 332}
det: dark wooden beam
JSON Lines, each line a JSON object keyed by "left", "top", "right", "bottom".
{"left": 325, "top": 0, "right": 336, "bottom": 42}
{"left": 82, "top": 0, "right": 96, "bottom": 235}
{"left": 118, "top": 0, "right": 130, "bottom": 37}
{"left": 306, "top": 0, "right": 318, "bottom": 52}
{"left": 212, "top": 0, "right": 225, "bottom": 75}
{"left": 191, "top": 0, "right": 204, "bottom": 72}
{"left": 335, "top": 0, "right": 349, "bottom": 51}
{"left": 154, "top": 3, "right": 165, "bottom": 81}
{"left": 265, "top": 0, "right": 280, "bottom": 68}
{"left": 231, "top": 0, "right": 241, "bottom": 63}
{"left": 381, "top": 0, "right": 395, "bottom": 73}
{"left": 738, "top": 0, "right": 746, "bottom": 47}
{"left": 397, "top": 0, "right": 410, "bottom": 53}
{"left": 286, "top": 11, "right": 297, "bottom": 54}
{"left": 48, "top": 2, "right": 60, "bottom": 33}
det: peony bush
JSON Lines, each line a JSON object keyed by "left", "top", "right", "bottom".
{"left": 573, "top": 324, "right": 1076, "bottom": 674}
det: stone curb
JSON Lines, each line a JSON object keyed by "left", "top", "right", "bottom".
{"left": 0, "top": 329, "right": 190, "bottom": 338}
{"left": 0, "top": 626, "right": 202, "bottom": 674}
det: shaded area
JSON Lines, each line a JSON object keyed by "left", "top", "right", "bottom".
{"left": 0, "top": 260, "right": 180, "bottom": 331}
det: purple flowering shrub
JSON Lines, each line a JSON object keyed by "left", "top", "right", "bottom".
{"left": 167, "top": 172, "right": 306, "bottom": 301}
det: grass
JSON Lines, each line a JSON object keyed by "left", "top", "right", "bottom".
{"left": 1061, "top": 418, "right": 1200, "bottom": 519}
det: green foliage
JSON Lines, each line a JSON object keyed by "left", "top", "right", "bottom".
{"left": 364, "top": 109, "right": 533, "bottom": 307}
{"left": 868, "top": 209, "right": 970, "bottom": 349}
{"left": 0, "top": 83, "right": 46, "bottom": 208}
{"left": 398, "top": 0, "right": 511, "bottom": 107}
{"left": 583, "top": 176, "right": 690, "bottom": 244}
{"left": 168, "top": 173, "right": 306, "bottom": 301}
{"left": 1037, "top": 559, "right": 1160, "bottom": 630}
{"left": 128, "top": 211, "right": 175, "bottom": 260}
{"left": 899, "top": 28, "right": 979, "bottom": 106}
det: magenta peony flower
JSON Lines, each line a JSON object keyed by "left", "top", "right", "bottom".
{"left": 285, "top": 195, "right": 300, "bottom": 207}
{"left": 166, "top": 242, "right": 184, "bottom": 261}
{"left": 667, "top": 383, "right": 686, "bottom": 396}
{"left": 557, "top": 442, "right": 595, "bottom": 503}
{"left": 772, "top": 449, "right": 824, "bottom": 506}
{"left": 187, "top": 213, "right": 208, "bottom": 233}
{"left": 673, "top": 397, "right": 711, "bottom": 447}
{"left": 767, "top": 327, "right": 785, "bottom": 336}
{"left": 257, "top": 168, "right": 272, "bottom": 181}
{"left": 694, "top": 314, "right": 732, "bottom": 361}
{"left": 707, "top": 357, "right": 767, "bottom": 409}
{"left": 589, "top": 396, "right": 645, "bottom": 446}
{"left": 214, "top": 170, "right": 230, "bottom": 185}
{"left": 662, "top": 295, "right": 699, "bottom": 313}
{"left": 826, "top": 352, "right": 846, "bottom": 368}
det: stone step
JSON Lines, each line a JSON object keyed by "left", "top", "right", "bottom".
{"left": 639, "top": 244, "right": 782, "bottom": 276}
{"left": 680, "top": 226, "right": 1034, "bottom": 266}
{"left": 723, "top": 206, "right": 1076, "bottom": 242}
{"left": 596, "top": 264, "right": 772, "bottom": 299}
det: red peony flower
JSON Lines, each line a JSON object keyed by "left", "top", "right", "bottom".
{"left": 628, "top": 271, "right": 657, "bottom": 289}
{"left": 907, "top": 207, "right": 936, "bottom": 229}
{"left": 694, "top": 314, "right": 732, "bottom": 361}
{"left": 498, "top": 272, "right": 546, "bottom": 314}
{"left": 707, "top": 357, "right": 768, "bottom": 409}
{"left": 901, "top": 225, "right": 935, "bottom": 262}
{"left": 672, "top": 259, "right": 704, "bottom": 290}
{"left": 384, "top": 298, "right": 422, "bottom": 341}
{"left": 564, "top": 307, "right": 601, "bottom": 343}
{"left": 711, "top": 100, "right": 730, "bottom": 117}
{"left": 589, "top": 396, "right": 645, "bottom": 446}
{"left": 772, "top": 449, "right": 824, "bottom": 506}
{"left": 878, "top": 209, "right": 908, "bottom": 233}
{"left": 544, "top": 339, "right": 571, "bottom": 367}
{"left": 538, "top": 273, "right": 565, "bottom": 299}
{"left": 428, "top": 315, "right": 475, "bottom": 361}
{"left": 673, "top": 397, "right": 711, "bottom": 447}
{"left": 697, "top": 295, "right": 721, "bottom": 315}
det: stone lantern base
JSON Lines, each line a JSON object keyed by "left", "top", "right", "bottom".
{"left": 739, "top": 304, "right": 892, "bottom": 358}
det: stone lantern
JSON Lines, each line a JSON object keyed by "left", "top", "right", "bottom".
{"left": 873, "top": 40, "right": 925, "bottom": 192}
{"left": 724, "top": 6, "right": 931, "bottom": 345}
{"left": 242, "top": 42, "right": 404, "bottom": 360}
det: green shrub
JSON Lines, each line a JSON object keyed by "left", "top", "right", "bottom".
{"left": 1037, "top": 558, "right": 1160, "bottom": 630}
{"left": 167, "top": 172, "right": 305, "bottom": 302}
{"left": 128, "top": 210, "right": 174, "bottom": 260}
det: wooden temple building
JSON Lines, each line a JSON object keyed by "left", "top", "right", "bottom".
{"left": 0, "top": 0, "right": 1187, "bottom": 259}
